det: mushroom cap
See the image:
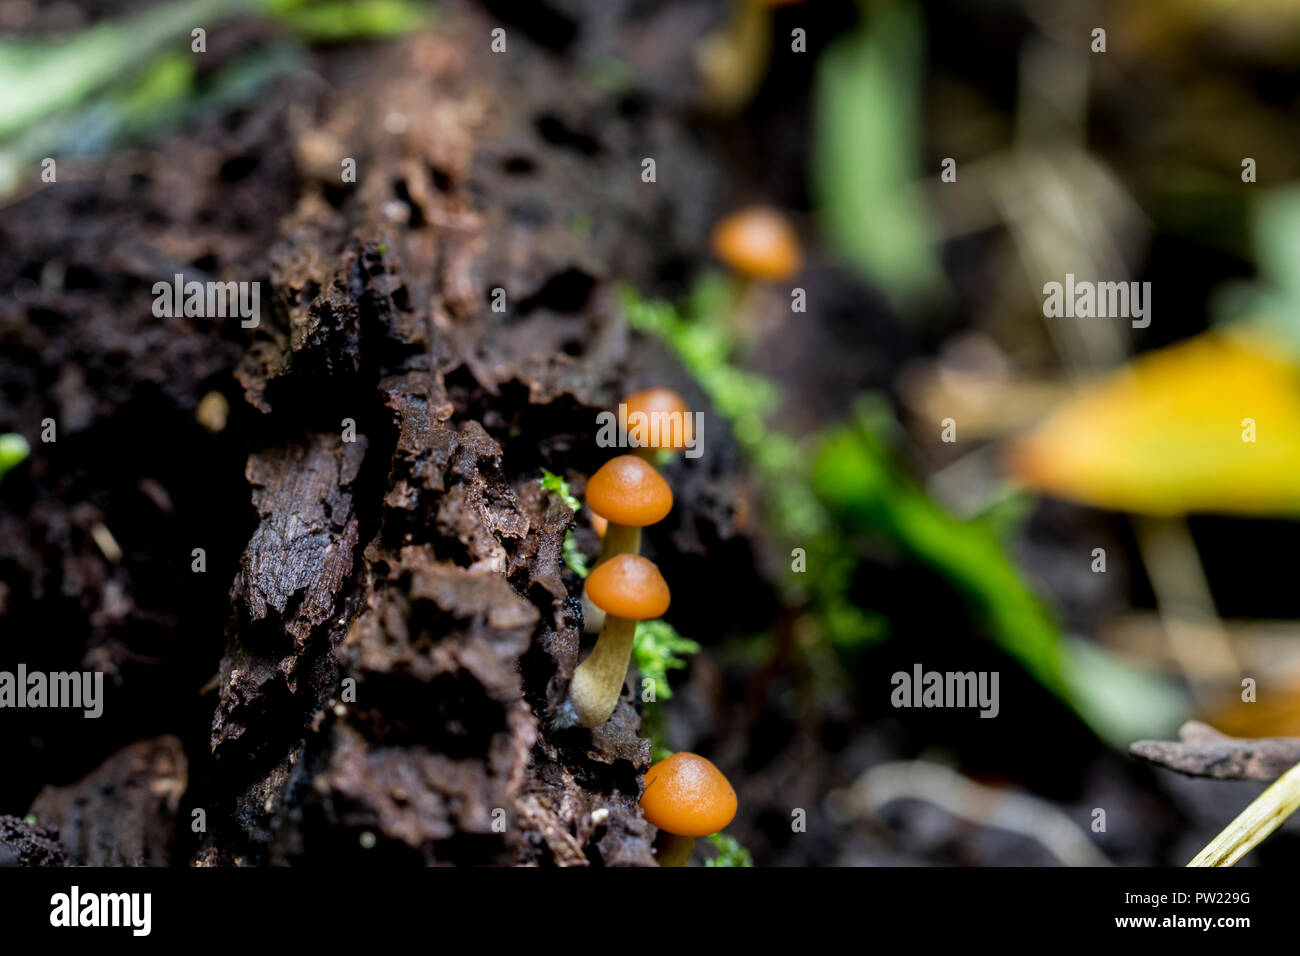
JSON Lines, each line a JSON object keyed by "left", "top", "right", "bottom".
{"left": 622, "top": 387, "right": 694, "bottom": 450}
{"left": 710, "top": 206, "right": 802, "bottom": 280}
{"left": 640, "top": 752, "right": 737, "bottom": 837}
{"left": 586, "top": 455, "right": 673, "bottom": 526}
{"left": 586, "top": 553, "right": 670, "bottom": 620}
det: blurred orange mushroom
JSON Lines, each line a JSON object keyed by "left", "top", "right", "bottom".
{"left": 620, "top": 387, "right": 695, "bottom": 459}
{"left": 711, "top": 206, "right": 803, "bottom": 282}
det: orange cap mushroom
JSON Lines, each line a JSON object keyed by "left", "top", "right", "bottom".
{"left": 641, "top": 752, "right": 737, "bottom": 837}
{"left": 559, "top": 553, "right": 672, "bottom": 730}
{"left": 586, "top": 553, "right": 671, "bottom": 621}
{"left": 710, "top": 206, "right": 802, "bottom": 281}
{"left": 586, "top": 455, "right": 673, "bottom": 526}
{"left": 621, "top": 387, "right": 694, "bottom": 454}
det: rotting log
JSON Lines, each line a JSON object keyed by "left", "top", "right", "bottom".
{"left": 200, "top": 10, "right": 736, "bottom": 866}
{"left": 0, "top": 3, "right": 760, "bottom": 867}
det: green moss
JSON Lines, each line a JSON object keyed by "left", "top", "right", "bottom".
{"left": 540, "top": 469, "right": 589, "bottom": 578}
{"left": 705, "top": 832, "right": 753, "bottom": 867}
{"left": 633, "top": 619, "right": 700, "bottom": 703}
{"left": 619, "top": 281, "right": 883, "bottom": 666}
{"left": 540, "top": 469, "right": 582, "bottom": 512}
{"left": 634, "top": 617, "right": 701, "bottom": 760}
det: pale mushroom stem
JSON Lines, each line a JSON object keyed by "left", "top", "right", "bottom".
{"left": 595, "top": 523, "right": 640, "bottom": 568}
{"left": 655, "top": 833, "right": 696, "bottom": 867}
{"left": 568, "top": 615, "right": 638, "bottom": 728}
{"left": 725, "top": 274, "right": 759, "bottom": 340}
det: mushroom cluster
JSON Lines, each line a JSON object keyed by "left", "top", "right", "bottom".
{"left": 554, "top": 388, "right": 691, "bottom": 729}
{"left": 548, "top": 389, "right": 740, "bottom": 865}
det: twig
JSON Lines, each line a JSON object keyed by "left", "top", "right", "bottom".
{"left": 1187, "top": 759, "right": 1300, "bottom": 867}
{"left": 1131, "top": 721, "right": 1300, "bottom": 781}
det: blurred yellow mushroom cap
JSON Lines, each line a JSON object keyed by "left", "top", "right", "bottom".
{"left": 1004, "top": 330, "right": 1300, "bottom": 516}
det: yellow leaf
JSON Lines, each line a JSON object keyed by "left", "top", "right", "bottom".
{"left": 1006, "top": 331, "right": 1300, "bottom": 515}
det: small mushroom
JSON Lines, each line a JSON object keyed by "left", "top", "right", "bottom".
{"left": 696, "top": 0, "right": 807, "bottom": 112}
{"left": 710, "top": 206, "right": 802, "bottom": 282}
{"left": 585, "top": 453, "right": 673, "bottom": 567}
{"left": 621, "top": 387, "right": 694, "bottom": 461}
{"left": 640, "top": 752, "right": 738, "bottom": 866}
{"left": 710, "top": 206, "right": 802, "bottom": 340}
{"left": 559, "top": 553, "right": 671, "bottom": 729}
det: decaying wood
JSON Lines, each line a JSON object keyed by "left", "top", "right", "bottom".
{"left": 1130, "top": 720, "right": 1300, "bottom": 781}
{"left": 1, "top": 2, "right": 749, "bottom": 868}
{"left": 198, "top": 8, "right": 726, "bottom": 867}
{"left": 27, "top": 736, "right": 187, "bottom": 866}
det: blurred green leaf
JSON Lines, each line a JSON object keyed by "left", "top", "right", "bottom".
{"left": 811, "top": 0, "right": 942, "bottom": 309}
{"left": 115, "top": 53, "right": 195, "bottom": 128}
{"left": 0, "top": 0, "right": 420, "bottom": 198}
{"left": 0, "top": 433, "right": 29, "bottom": 482}
{"left": 1061, "top": 637, "right": 1188, "bottom": 748}
{"left": 1214, "top": 185, "right": 1300, "bottom": 352}
{"left": 1254, "top": 187, "right": 1300, "bottom": 304}
{"left": 811, "top": 409, "right": 1066, "bottom": 699}
{"left": 0, "top": 0, "right": 246, "bottom": 141}
{"left": 812, "top": 405, "right": 1193, "bottom": 745}
{"left": 271, "top": 0, "right": 427, "bottom": 43}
